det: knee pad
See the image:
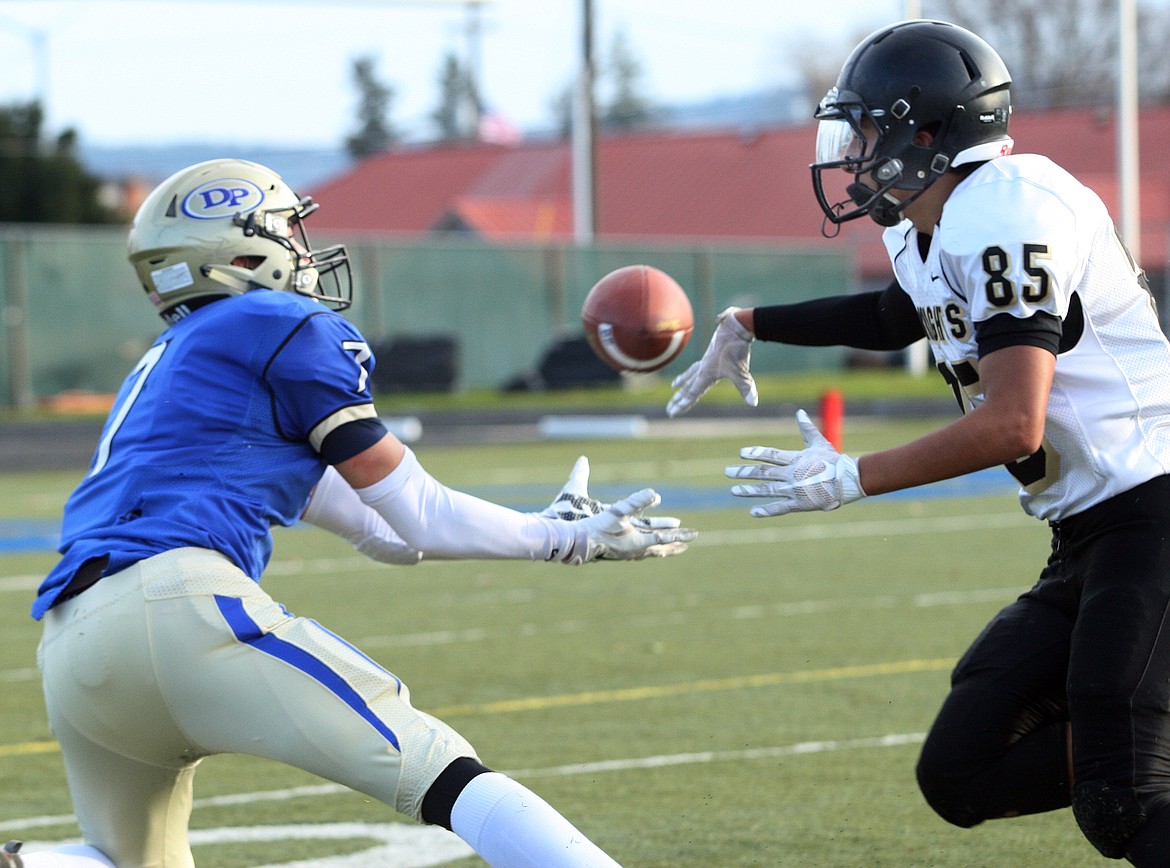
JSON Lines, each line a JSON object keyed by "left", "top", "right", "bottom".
{"left": 1071, "top": 780, "right": 1148, "bottom": 859}
{"left": 916, "top": 750, "right": 983, "bottom": 829}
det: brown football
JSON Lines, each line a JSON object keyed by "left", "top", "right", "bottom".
{"left": 581, "top": 265, "right": 694, "bottom": 373}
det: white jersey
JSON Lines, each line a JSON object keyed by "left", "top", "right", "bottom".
{"left": 884, "top": 154, "right": 1170, "bottom": 521}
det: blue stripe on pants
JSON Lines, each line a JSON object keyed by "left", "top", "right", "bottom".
{"left": 214, "top": 594, "right": 400, "bottom": 750}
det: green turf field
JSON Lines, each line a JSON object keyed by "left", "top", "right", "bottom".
{"left": 0, "top": 422, "right": 1102, "bottom": 866}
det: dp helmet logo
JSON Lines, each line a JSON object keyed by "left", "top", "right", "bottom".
{"left": 181, "top": 178, "right": 266, "bottom": 219}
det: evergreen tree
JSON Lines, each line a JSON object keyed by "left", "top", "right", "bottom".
{"left": 432, "top": 51, "right": 482, "bottom": 142}
{"left": 551, "top": 29, "right": 656, "bottom": 138}
{"left": 345, "top": 56, "right": 399, "bottom": 160}
{"left": 600, "top": 30, "right": 655, "bottom": 130}
{"left": 0, "top": 101, "right": 118, "bottom": 223}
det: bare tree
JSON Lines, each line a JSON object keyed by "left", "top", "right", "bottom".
{"left": 924, "top": 0, "right": 1170, "bottom": 108}
{"left": 789, "top": 2, "right": 1170, "bottom": 112}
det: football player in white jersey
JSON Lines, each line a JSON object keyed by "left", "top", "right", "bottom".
{"left": 668, "top": 19, "right": 1170, "bottom": 865}
{"left": 5, "top": 158, "right": 696, "bottom": 868}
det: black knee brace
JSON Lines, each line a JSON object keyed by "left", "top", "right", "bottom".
{"left": 420, "top": 756, "right": 491, "bottom": 831}
{"left": 1071, "top": 780, "right": 1148, "bottom": 859}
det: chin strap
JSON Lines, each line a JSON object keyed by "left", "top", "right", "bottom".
{"left": 847, "top": 181, "right": 934, "bottom": 228}
{"left": 201, "top": 263, "right": 261, "bottom": 294}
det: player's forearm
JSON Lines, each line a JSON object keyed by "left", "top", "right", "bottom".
{"left": 355, "top": 447, "right": 581, "bottom": 562}
{"left": 862, "top": 344, "right": 1054, "bottom": 495}
{"left": 752, "top": 282, "right": 923, "bottom": 350}
{"left": 858, "top": 411, "right": 1025, "bottom": 495}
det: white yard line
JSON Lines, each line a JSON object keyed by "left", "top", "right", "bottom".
{"left": 4, "top": 730, "right": 926, "bottom": 868}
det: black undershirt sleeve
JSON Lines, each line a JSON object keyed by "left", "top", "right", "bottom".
{"left": 751, "top": 280, "right": 925, "bottom": 351}
{"left": 318, "top": 416, "right": 391, "bottom": 465}
{"left": 974, "top": 310, "right": 1062, "bottom": 358}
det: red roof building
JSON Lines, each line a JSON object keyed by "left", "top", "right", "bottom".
{"left": 311, "top": 106, "right": 1170, "bottom": 283}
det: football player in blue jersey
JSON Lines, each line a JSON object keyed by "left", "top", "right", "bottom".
{"left": 6, "top": 158, "right": 695, "bottom": 868}
{"left": 668, "top": 19, "right": 1170, "bottom": 866}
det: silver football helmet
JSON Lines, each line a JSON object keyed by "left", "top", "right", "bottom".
{"left": 127, "top": 158, "right": 351, "bottom": 322}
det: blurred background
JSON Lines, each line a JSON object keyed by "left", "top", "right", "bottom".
{"left": 1, "top": 0, "right": 1168, "bottom": 408}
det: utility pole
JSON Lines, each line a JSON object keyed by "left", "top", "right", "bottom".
{"left": 1118, "top": 0, "right": 1140, "bottom": 263}
{"left": 572, "top": 0, "right": 597, "bottom": 243}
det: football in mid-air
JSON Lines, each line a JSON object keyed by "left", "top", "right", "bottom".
{"left": 581, "top": 265, "right": 693, "bottom": 373}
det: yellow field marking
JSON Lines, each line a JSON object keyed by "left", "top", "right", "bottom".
{"left": 0, "top": 738, "right": 59, "bottom": 758}
{"left": 0, "top": 657, "right": 952, "bottom": 759}
{"left": 432, "top": 657, "right": 954, "bottom": 717}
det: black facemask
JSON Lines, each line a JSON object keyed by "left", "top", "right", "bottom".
{"left": 846, "top": 182, "right": 904, "bottom": 227}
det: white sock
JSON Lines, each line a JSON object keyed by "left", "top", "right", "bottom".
{"left": 17, "top": 844, "right": 115, "bottom": 867}
{"left": 450, "top": 772, "right": 621, "bottom": 867}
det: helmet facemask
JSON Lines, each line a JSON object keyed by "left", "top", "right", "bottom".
{"left": 811, "top": 88, "right": 955, "bottom": 229}
{"left": 229, "top": 197, "right": 352, "bottom": 309}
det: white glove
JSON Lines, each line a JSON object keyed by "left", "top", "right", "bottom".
{"left": 667, "top": 306, "right": 758, "bottom": 417}
{"left": 540, "top": 455, "right": 683, "bottom": 530}
{"left": 725, "top": 409, "right": 866, "bottom": 517}
{"left": 559, "top": 487, "right": 697, "bottom": 564}
{"left": 301, "top": 466, "right": 423, "bottom": 565}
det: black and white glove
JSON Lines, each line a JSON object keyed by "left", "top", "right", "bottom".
{"left": 301, "top": 466, "right": 423, "bottom": 565}
{"left": 541, "top": 456, "right": 696, "bottom": 563}
{"left": 725, "top": 410, "right": 866, "bottom": 517}
{"left": 540, "top": 455, "right": 683, "bottom": 530}
{"left": 561, "top": 488, "right": 697, "bottom": 564}
{"left": 667, "top": 306, "right": 758, "bottom": 417}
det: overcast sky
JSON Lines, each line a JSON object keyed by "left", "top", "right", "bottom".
{"left": 0, "top": 0, "right": 916, "bottom": 148}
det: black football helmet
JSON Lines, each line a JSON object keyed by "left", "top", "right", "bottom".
{"left": 811, "top": 20, "right": 1013, "bottom": 228}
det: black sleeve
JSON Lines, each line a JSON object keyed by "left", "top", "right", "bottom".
{"left": 751, "top": 281, "right": 924, "bottom": 351}
{"left": 319, "top": 416, "right": 390, "bottom": 465}
{"left": 974, "top": 310, "right": 1062, "bottom": 358}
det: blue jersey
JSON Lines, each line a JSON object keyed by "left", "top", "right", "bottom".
{"left": 33, "top": 291, "right": 378, "bottom": 619}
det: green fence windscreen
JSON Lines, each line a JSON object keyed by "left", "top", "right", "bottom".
{"left": 0, "top": 227, "right": 853, "bottom": 406}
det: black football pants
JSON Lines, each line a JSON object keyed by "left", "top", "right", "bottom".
{"left": 916, "top": 474, "right": 1170, "bottom": 864}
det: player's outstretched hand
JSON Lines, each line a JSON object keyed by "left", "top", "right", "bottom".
{"left": 541, "top": 456, "right": 682, "bottom": 530}
{"left": 559, "top": 487, "right": 697, "bottom": 564}
{"left": 725, "top": 409, "right": 867, "bottom": 517}
{"left": 666, "top": 306, "right": 758, "bottom": 418}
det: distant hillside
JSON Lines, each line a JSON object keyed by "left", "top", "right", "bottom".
{"left": 652, "top": 85, "right": 809, "bottom": 131}
{"left": 78, "top": 143, "right": 354, "bottom": 193}
{"left": 76, "top": 88, "right": 810, "bottom": 194}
